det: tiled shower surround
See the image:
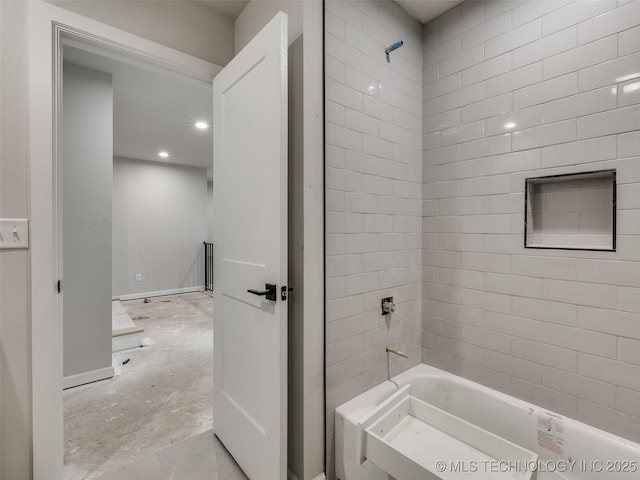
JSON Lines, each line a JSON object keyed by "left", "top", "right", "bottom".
{"left": 324, "top": 0, "right": 423, "bottom": 471}
{"left": 325, "top": 0, "right": 640, "bottom": 474}
{"left": 421, "top": 0, "right": 640, "bottom": 445}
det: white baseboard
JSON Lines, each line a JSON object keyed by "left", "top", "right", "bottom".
{"left": 63, "top": 366, "right": 114, "bottom": 389}
{"left": 116, "top": 286, "right": 204, "bottom": 301}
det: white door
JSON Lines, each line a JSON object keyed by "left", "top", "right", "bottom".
{"left": 212, "top": 12, "right": 288, "bottom": 480}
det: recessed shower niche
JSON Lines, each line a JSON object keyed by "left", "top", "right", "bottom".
{"left": 524, "top": 170, "right": 616, "bottom": 251}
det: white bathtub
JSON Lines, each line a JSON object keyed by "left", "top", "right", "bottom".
{"left": 335, "top": 364, "right": 640, "bottom": 480}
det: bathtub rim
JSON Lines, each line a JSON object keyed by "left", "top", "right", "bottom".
{"left": 335, "top": 362, "right": 640, "bottom": 454}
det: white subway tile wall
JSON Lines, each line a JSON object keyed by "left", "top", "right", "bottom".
{"left": 422, "top": 0, "right": 640, "bottom": 445}
{"left": 325, "top": 1, "right": 640, "bottom": 476}
{"left": 324, "top": 1, "right": 423, "bottom": 476}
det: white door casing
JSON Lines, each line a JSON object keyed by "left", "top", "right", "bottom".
{"left": 212, "top": 12, "right": 288, "bottom": 480}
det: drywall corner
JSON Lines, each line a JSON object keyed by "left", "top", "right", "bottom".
{"left": 234, "top": 0, "right": 303, "bottom": 53}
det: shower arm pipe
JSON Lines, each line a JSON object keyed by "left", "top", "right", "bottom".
{"left": 385, "top": 40, "right": 404, "bottom": 62}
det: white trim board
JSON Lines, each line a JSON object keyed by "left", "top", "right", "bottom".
{"left": 112, "top": 332, "right": 143, "bottom": 352}
{"left": 116, "top": 286, "right": 205, "bottom": 301}
{"left": 63, "top": 366, "right": 114, "bottom": 390}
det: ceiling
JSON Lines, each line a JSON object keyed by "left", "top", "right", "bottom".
{"left": 64, "top": 45, "right": 213, "bottom": 171}
{"left": 198, "top": 0, "right": 249, "bottom": 19}
{"left": 395, "top": 0, "right": 465, "bottom": 23}
{"left": 197, "top": 0, "right": 461, "bottom": 24}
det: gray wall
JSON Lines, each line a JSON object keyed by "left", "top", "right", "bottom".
{"left": 0, "top": 1, "right": 31, "bottom": 477}
{"left": 234, "top": 1, "right": 303, "bottom": 53}
{"left": 421, "top": 0, "right": 640, "bottom": 443}
{"left": 62, "top": 63, "right": 113, "bottom": 382}
{"left": 112, "top": 157, "right": 207, "bottom": 298}
{"left": 48, "top": 0, "right": 234, "bottom": 66}
{"left": 0, "top": 1, "right": 235, "bottom": 476}
{"left": 324, "top": 2, "right": 423, "bottom": 478}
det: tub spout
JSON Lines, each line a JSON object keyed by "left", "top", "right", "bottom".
{"left": 386, "top": 347, "right": 408, "bottom": 358}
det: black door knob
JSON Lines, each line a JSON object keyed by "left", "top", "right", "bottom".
{"left": 247, "top": 283, "right": 277, "bottom": 302}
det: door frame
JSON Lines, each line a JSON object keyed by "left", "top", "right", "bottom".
{"left": 28, "top": 3, "right": 220, "bottom": 478}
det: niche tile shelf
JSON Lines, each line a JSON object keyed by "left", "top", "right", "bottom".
{"left": 524, "top": 170, "right": 616, "bottom": 251}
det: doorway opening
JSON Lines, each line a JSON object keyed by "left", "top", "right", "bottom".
{"left": 59, "top": 40, "right": 237, "bottom": 479}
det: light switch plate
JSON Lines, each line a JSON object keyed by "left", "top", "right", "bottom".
{"left": 0, "top": 218, "right": 29, "bottom": 249}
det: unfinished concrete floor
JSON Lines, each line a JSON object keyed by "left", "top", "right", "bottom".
{"left": 63, "top": 292, "right": 245, "bottom": 479}
{"left": 93, "top": 430, "right": 247, "bottom": 480}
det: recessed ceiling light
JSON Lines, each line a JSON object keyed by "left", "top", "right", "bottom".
{"left": 195, "top": 121, "right": 208, "bottom": 129}
{"left": 158, "top": 151, "right": 169, "bottom": 158}
{"left": 504, "top": 122, "right": 516, "bottom": 129}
